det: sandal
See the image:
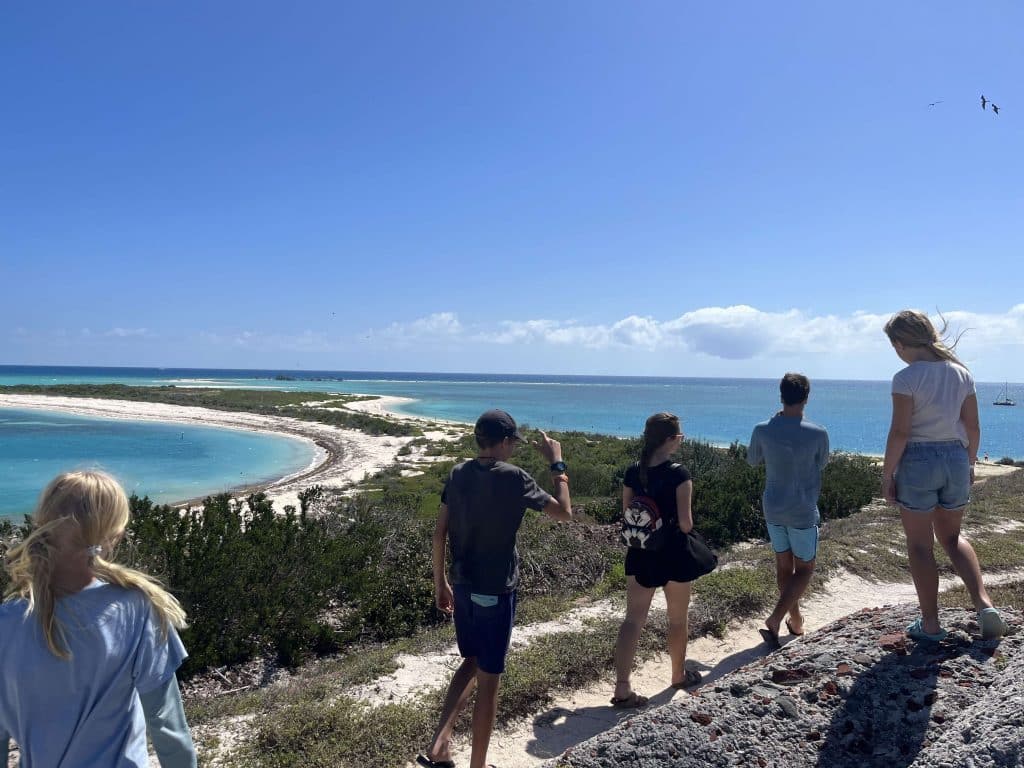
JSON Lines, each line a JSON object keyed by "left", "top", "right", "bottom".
{"left": 758, "top": 626, "right": 781, "bottom": 649}
{"left": 979, "top": 608, "right": 1010, "bottom": 639}
{"left": 906, "top": 617, "right": 947, "bottom": 642}
{"left": 785, "top": 618, "right": 805, "bottom": 636}
{"left": 609, "top": 691, "right": 649, "bottom": 708}
{"left": 416, "top": 756, "right": 456, "bottom": 768}
{"left": 672, "top": 668, "right": 702, "bottom": 689}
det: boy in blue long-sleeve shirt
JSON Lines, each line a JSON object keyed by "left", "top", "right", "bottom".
{"left": 747, "top": 373, "right": 829, "bottom": 648}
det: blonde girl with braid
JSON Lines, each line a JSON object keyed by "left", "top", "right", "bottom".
{"left": 882, "top": 310, "right": 1009, "bottom": 642}
{"left": 610, "top": 412, "right": 704, "bottom": 708}
{"left": 0, "top": 470, "right": 197, "bottom": 767}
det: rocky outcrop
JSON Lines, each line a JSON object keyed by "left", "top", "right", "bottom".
{"left": 548, "top": 604, "right": 1022, "bottom": 768}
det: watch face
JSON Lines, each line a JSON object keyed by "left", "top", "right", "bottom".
{"left": 551, "top": 461, "right": 567, "bottom": 472}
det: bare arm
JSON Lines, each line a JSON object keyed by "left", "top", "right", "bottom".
{"left": 533, "top": 430, "right": 572, "bottom": 521}
{"left": 882, "top": 393, "right": 913, "bottom": 503}
{"left": 432, "top": 504, "right": 453, "bottom": 615}
{"left": 675, "top": 480, "right": 694, "bottom": 533}
{"left": 960, "top": 394, "right": 981, "bottom": 482}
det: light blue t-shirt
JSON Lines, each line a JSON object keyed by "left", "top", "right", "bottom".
{"left": 0, "top": 580, "right": 187, "bottom": 767}
{"left": 747, "top": 414, "right": 830, "bottom": 528}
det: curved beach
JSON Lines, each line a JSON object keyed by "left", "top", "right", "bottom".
{"left": 0, "top": 393, "right": 429, "bottom": 511}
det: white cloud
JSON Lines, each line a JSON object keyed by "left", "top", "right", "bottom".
{"left": 369, "top": 306, "right": 1024, "bottom": 362}
{"left": 105, "top": 327, "right": 151, "bottom": 338}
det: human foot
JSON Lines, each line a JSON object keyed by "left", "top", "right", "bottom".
{"left": 785, "top": 618, "right": 805, "bottom": 636}
{"left": 416, "top": 754, "right": 455, "bottom": 768}
{"left": 671, "top": 668, "right": 702, "bottom": 689}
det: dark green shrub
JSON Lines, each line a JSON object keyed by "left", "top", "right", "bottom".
{"left": 819, "top": 454, "right": 881, "bottom": 520}
{"left": 124, "top": 492, "right": 349, "bottom": 672}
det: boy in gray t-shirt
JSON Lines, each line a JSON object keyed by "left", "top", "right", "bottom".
{"left": 747, "top": 373, "right": 829, "bottom": 649}
{"left": 417, "top": 409, "right": 572, "bottom": 768}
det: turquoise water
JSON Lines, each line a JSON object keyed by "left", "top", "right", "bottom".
{"left": 1, "top": 366, "right": 1020, "bottom": 520}
{"left": 0, "top": 407, "right": 315, "bottom": 520}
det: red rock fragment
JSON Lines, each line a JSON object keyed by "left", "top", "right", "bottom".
{"left": 772, "top": 668, "right": 812, "bottom": 684}
{"left": 932, "top": 713, "right": 946, "bottom": 723}
{"left": 807, "top": 730, "right": 821, "bottom": 741}
{"left": 823, "top": 681, "right": 838, "bottom": 696}
{"left": 691, "top": 712, "right": 713, "bottom": 726}
{"left": 836, "top": 663, "right": 852, "bottom": 676}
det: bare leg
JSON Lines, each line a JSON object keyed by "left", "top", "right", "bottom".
{"left": 766, "top": 554, "right": 815, "bottom": 634}
{"left": 426, "top": 657, "right": 478, "bottom": 763}
{"left": 663, "top": 579, "right": 693, "bottom": 686}
{"left": 901, "top": 508, "right": 941, "bottom": 634}
{"left": 932, "top": 508, "right": 994, "bottom": 612}
{"left": 469, "top": 670, "right": 501, "bottom": 768}
{"left": 771, "top": 550, "right": 805, "bottom": 633}
{"left": 612, "top": 576, "right": 655, "bottom": 699}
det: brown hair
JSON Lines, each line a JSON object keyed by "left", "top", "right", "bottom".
{"left": 883, "top": 310, "right": 966, "bottom": 368}
{"left": 3, "top": 471, "right": 187, "bottom": 659}
{"left": 638, "top": 412, "right": 681, "bottom": 489}
{"left": 780, "top": 373, "right": 810, "bottom": 406}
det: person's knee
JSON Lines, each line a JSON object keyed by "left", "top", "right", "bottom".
{"left": 936, "top": 532, "right": 961, "bottom": 554}
{"left": 794, "top": 557, "right": 816, "bottom": 574}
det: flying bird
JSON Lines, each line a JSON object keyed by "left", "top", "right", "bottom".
{"left": 991, "top": 103, "right": 1000, "bottom": 115}
{"left": 981, "top": 95, "right": 988, "bottom": 110}
{"left": 928, "top": 100, "right": 943, "bottom": 107}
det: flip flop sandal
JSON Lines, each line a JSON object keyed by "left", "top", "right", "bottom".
{"left": 416, "top": 755, "right": 456, "bottom": 768}
{"left": 671, "top": 668, "right": 702, "bottom": 689}
{"left": 785, "top": 619, "right": 805, "bottom": 636}
{"left": 758, "top": 627, "right": 781, "bottom": 649}
{"left": 906, "top": 617, "right": 947, "bottom": 642}
{"left": 609, "top": 691, "right": 649, "bottom": 708}
{"left": 979, "top": 608, "right": 1010, "bottom": 639}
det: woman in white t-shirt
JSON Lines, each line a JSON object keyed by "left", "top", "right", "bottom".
{"left": 881, "top": 311, "right": 1008, "bottom": 642}
{"left": 0, "top": 471, "right": 196, "bottom": 767}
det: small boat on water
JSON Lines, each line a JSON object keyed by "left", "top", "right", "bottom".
{"left": 994, "top": 382, "right": 1016, "bottom": 407}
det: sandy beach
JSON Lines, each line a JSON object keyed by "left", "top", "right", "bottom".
{"left": 0, "top": 393, "right": 451, "bottom": 511}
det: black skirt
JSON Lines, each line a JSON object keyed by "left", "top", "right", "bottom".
{"left": 624, "top": 527, "right": 707, "bottom": 588}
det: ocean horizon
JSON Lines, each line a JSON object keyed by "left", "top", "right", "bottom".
{"left": 2, "top": 365, "right": 1021, "bottom": 519}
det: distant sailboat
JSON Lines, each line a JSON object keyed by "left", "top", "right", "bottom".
{"left": 994, "top": 383, "right": 1016, "bottom": 407}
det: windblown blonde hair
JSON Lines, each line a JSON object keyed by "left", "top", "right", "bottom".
{"left": 883, "top": 310, "right": 966, "bottom": 368}
{"left": 3, "top": 470, "right": 187, "bottom": 659}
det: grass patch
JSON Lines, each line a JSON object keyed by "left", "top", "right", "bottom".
{"left": 689, "top": 566, "right": 776, "bottom": 637}
{"left": 939, "top": 580, "right": 1024, "bottom": 610}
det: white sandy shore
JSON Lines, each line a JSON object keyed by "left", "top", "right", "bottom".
{"left": 0, "top": 393, "right": 431, "bottom": 511}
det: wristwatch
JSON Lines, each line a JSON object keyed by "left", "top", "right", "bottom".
{"left": 549, "top": 461, "right": 567, "bottom": 473}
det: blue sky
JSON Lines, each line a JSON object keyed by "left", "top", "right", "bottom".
{"left": 2, "top": 2, "right": 1022, "bottom": 380}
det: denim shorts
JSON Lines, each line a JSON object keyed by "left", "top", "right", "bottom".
{"left": 766, "top": 524, "right": 819, "bottom": 562}
{"left": 896, "top": 440, "right": 971, "bottom": 513}
{"left": 453, "top": 586, "right": 517, "bottom": 674}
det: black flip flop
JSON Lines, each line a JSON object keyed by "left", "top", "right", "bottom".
{"left": 416, "top": 755, "right": 455, "bottom": 768}
{"left": 785, "top": 619, "right": 805, "bottom": 636}
{"left": 759, "top": 627, "right": 781, "bottom": 649}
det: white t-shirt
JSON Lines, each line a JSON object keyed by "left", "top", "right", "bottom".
{"left": 891, "top": 361, "right": 976, "bottom": 446}
{"left": 0, "top": 579, "right": 187, "bottom": 767}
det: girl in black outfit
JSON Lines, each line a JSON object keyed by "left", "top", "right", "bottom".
{"left": 611, "top": 412, "right": 703, "bottom": 707}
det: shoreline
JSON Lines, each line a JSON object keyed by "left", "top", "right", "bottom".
{"left": 0, "top": 393, "right": 428, "bottom": 512}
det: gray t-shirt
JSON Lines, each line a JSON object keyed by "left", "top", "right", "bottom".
{"left": 442, "top": 459, "right": 553, "bottom": 594}
{"left": 891, "top": 361, "right": 976, "bottom": 447}
{"left": 747, "top": 414, "right": 830, "bottom": 528}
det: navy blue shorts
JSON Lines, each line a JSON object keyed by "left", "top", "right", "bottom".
{"left": 453, "top": 585, "right": 517, "bottom": 674}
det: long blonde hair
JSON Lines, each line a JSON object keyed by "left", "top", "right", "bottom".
{"left": 3, "top": 470, "right": 187, "bottom": 659}
{"left": 883, "top": 310, "right": 966, "bottom": 368}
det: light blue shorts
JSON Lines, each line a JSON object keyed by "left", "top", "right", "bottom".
{"left": 766, "top": 524, "right": 818, "bottom": 562}
{"left": 896, "top": 440, "right": 971, "bottom": 513}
